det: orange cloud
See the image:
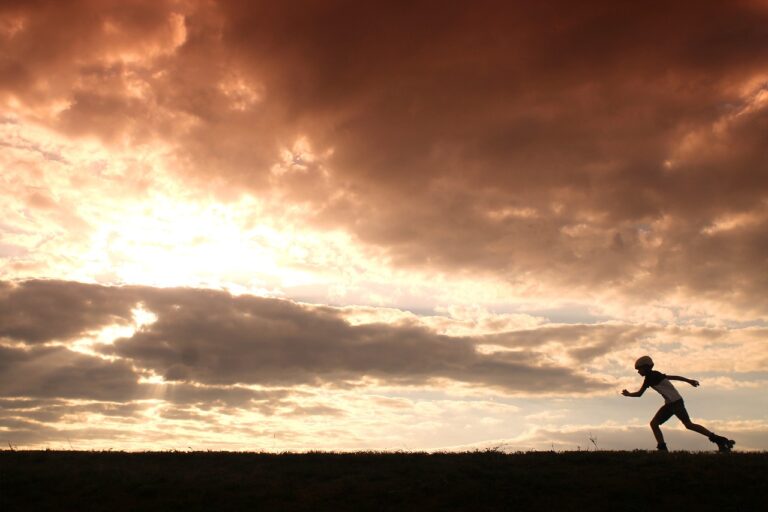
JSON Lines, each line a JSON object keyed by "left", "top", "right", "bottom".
{"left": 3, "top": 1, "right": 768, "bottom": 315}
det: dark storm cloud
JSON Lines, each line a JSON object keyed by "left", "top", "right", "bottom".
{"left": 0, "top": 280, "right": 607, "bottom": 394}
{"left": 0, "top": 344, "right": 140, "bottom": 401}
{"left": 0, "top": 356, "right": 287, "bottom": 420}
{"left": 0, "top": 280, "right": 137, "bottom": 344}
{"left": 3, "top": 1, "right": 768, "bottom": 309}
{"left": 102, "top": 285, "right": 605, "bottom": 393}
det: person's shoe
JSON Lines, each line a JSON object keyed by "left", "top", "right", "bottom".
{"left": 710, "top": 435, "right": 735, "bottom": 452}
{"left": 656, "top": 442, "right": 668, "bottom": 452}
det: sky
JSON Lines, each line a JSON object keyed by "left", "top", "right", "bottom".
{"left": 1, "top": 0, "right": 767, "bottom": 452}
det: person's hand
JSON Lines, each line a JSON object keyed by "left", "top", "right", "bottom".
{"left": 690, "top": 380, "right": 700, "bottom": 387}
{"left": 621, "top": 389, "right": 630, "bottom": 396}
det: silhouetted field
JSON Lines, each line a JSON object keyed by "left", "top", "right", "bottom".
{"left": 1, "top": 450, "right": 766, "bottom": 511}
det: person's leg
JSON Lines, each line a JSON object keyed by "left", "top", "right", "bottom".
{"left": 674, "top": 400, "right": 713, "bottom": 436}
{"left": 651, "top": 404, "right": 674, "bottom": 450}
{"left": 674, "top": 401, "right": 734, "bottom": 451}
{"left": 682, "top": 420, "right": 713, "bottom": 437}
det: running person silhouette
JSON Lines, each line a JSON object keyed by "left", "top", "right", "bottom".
{"left": 622, "top": 355, "right": 735, "bottom": 452}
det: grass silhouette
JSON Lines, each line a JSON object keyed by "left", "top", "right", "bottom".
{"left": 1, "top": 450, "right": 766, "bottom": 511}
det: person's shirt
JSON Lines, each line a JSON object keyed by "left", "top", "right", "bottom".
{"left": 641, "top": 370, "right": 683, "bottom": 403}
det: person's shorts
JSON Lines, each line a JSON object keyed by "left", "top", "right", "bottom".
{"left": 653, "top": 399, "right": 691, "bottom": 425}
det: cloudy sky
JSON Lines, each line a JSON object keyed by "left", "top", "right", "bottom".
{"left": 1, "top": 0, "right": 767, "bottom": 451}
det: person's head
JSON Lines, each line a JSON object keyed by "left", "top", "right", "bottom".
{"left": 634, "top": 355, "right": 654, "bottom": 376}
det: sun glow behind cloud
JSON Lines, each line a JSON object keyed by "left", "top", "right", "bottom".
{"left": 1, "top": 116, "right": 358, "bottom": 296}
{"left": 80, "top": 196, "right": 310, "bottom": 290}
{"left": 1, "top": 116, "right": 588, "bottom": 314}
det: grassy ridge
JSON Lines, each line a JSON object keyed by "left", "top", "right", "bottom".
{"left": 1, "top": 450, "right": 766, "bottom": 511}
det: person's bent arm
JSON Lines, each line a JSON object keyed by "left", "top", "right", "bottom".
{"left": 667, "top": 375, "right": 700, "bottom": 387}
{"left": 622, "top": 384, "right": 648, "bottom": 397}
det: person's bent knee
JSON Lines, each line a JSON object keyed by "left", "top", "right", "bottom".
{"left": 650, "top": 420, "right": 660, "bottom": 429}
{"left": 683, "top": 421, "right": 696, "bottom": 430}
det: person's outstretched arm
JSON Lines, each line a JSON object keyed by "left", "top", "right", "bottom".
{"left": 666, "top": 375, "right": 700, "bottom": 387}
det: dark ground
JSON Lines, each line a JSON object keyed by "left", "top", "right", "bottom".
{"left": 1, "top": 450, "right": 766, "bottom": 511}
